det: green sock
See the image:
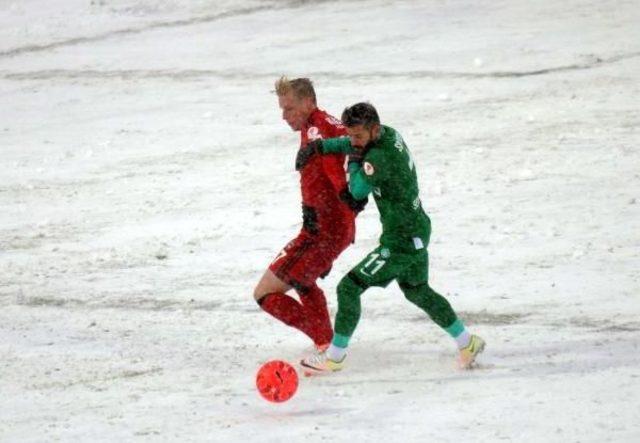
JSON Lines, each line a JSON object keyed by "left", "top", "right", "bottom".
{"left": 445, "top": 319, "right": 471, "bottom": 348}
{"left": 327, "top": 334, "right": 349, "bottom": 361}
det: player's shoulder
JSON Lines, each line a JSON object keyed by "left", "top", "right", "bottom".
{"left": 309, "top": 109, "right": 346, "bottom": 136}
{"left": 311, "top": 108, "right": 343, "bottom": 128}
{"left": 368, "top": 127, "right": 396, "bottom": 157}
{"left": 363, "top": 126, "right": 400, "bottom": 170}
{"left": 375, "top": 126, "right": 409, "bottom": 156}
{"left": 379, "top": 125, "right": 401, "bottom": 145}
{"left": 362, "top": 144, "right": 388, "bottom": 178}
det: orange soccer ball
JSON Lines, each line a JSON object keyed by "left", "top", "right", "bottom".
{"left": 256, "top": 360, "right": 299, "bottom": 403}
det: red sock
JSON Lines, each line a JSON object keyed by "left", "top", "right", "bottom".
{"left": 300, "top": 285, "right": 333, "bottom": 347}
{"left": 259, "top": 292, "right": 316, "bottom": 343}
{"left": 259, "top": 290, "right": 333, "bottom": 347}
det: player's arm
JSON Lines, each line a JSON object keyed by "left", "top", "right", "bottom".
{"left": 347, "top": 161, "right": 373, "bottom": 200}
{"left": 321, "top": 154, "right": 369, "bottom": 213}
{"left": 348, "top": 149, "right": 388, "bottom": 200}
{"left": 322, "top": 137, "right": 354, "bottom": 155}
{"left": 316, "top": 126, "right": 383, "bottom": 200}
{"left": 315, "top": 119, "right": 350, "bottom": 193}
{"left": 295, "top": 137, "right": 354, "bottom": 171}
{"left": 320, "top": 119, "right": 369, "bottom": 212}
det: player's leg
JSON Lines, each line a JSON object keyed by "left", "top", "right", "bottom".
{"left": 256, "top": 272, "right": 333, "bottom": 348}
{"left": 254, "top": 236, "right": 317, "bottom": 343}
{"left": 331, "top": 247, "right": 407, "bottom": 357}
{"left": 397, "top": 250, "right": 485, "bottom": 368}
{"left": 298, "top": 282, "right": 333, "bottom": 350}
{"left": 254, "top": 268, "right": 306, "bottom": 331}
{"left": 254, "top": 267, "right": 292, "bottom": 300}
{"left": 302, "top": 246, "right": 404, "bottom": 373}
{"left": 292, "top": 240, "right": 343, "bottom": 349}
{"left": 296, "top": 234, "right": 354, "bottom": 350}
{"left": 300, "top": 273, "right": 368, "bottom": 373}
{"left": 256, "top": 233, "right": 338, "bottom": 347}
{"left": 396, "top": 252, "right": 457, "bottom": 329}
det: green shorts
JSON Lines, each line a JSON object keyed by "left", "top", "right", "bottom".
{"left": 348, "top": 245, "right": 429, "bottom": 289}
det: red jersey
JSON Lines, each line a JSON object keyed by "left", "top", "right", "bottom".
{"left": 298, "top": 109, "right": 355, "bottom": 241}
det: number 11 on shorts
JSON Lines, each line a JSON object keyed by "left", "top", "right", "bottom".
{"left": 360, "top": 253, "right": 386, "bottom": 276}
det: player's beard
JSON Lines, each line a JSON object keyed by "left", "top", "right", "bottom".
{"left": 354, "top": 128, "right": 377, "bottom": 149}
{"left": 364, "top": 127, "right": 379, "bottom": 149}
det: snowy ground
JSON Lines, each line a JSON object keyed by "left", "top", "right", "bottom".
{"left": 1, "top": 0, "right": 639, "bottom": 441}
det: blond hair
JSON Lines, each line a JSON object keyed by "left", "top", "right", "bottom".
{"left": 274, "top": 76, "right": 316, "bottom": 103}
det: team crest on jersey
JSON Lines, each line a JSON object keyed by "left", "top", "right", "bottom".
{"left": 307, "top": 126, "right": 321, "bottom": 141}
{"left": 363, "top": 162, "right": 375, "bottom": 175}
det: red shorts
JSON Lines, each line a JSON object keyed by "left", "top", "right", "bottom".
{"left": 269, "top": 230, "right": 351, "bottom": 293}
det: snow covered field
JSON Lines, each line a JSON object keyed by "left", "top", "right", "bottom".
{"left": 1, "top": 0, "right": 639, "bottom": 441}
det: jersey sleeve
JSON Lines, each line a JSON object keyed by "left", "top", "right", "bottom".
{"left": 322, "top": 137, "right": 355, "bottom": 155}
{"left": 348, "top": 149, "right": 389, "bottom": 199}
{"left": 348, "top": 163, "right": 373, "bottom": 199}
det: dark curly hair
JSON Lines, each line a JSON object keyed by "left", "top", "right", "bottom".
{"left": 341, "top": 102, "right": 380, "bottom": 128}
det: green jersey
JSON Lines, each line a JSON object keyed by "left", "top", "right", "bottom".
{"left": 323, "top": 125, "right": 431, "bottom": 253}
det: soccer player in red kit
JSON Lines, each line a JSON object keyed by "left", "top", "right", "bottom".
{"left": 253, "top": 77, "right": 366, "bottom": 351}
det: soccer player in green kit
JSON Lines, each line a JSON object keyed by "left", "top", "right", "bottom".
{"left": 299, "top": 102, "right": 485, "bottom": 374}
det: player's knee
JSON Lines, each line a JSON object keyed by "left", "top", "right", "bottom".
{"left": 400, "top": 282, "right": 429, "bottom": 305}
{"left": 337, "top": 273, "right": 365, "bottom": 297}
{"left": 403, "top": 289, "right": 419, "bottom": 305}
{"left": 253, "top": 275, "right": 279, "bottom": 302}
{"left": 253, "top": 283, "right": 269, "bottom": 303}
{"left": 337, "top": 273, "right": 367, "bottom": 308}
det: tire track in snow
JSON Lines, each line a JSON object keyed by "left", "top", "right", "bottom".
{"left": 10, "top": 294, "right": 640, "bottom": 334}
{"left": 0, "top": 6, "right": 271, "bottom": 58}
{"left": 27, "top": 367, "right": 163, "bottom": 390}
{"left": 12, "top": 295, "right": 223, "bottom": 312}
{"left": 2, "top": 51, "right": 639, "bottom": 81}
{"left": 0, "top": 0, "right": 338, "bottom": 59}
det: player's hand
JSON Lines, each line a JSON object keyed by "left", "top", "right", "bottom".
{"left": 339, "top": 187, "right": 368, "bottom": 214}
{"left": 295, "top": 139, "right": 323, "bottom": 171}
